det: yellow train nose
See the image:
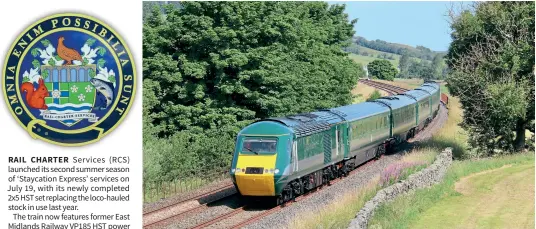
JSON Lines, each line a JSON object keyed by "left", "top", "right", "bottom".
{"left": 234, "top": 154, "right": 277, "bottom": 196}
{"left": 235, "top": 173, "right": 275, "bottom": 196}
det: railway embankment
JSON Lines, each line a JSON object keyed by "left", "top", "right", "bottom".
{"left": 348, "top": 147, "right": 453, "bottom": 229}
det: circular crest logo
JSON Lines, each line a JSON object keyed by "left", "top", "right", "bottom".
{"left": 2, "top": 13, "right": 136, "bottom": 146}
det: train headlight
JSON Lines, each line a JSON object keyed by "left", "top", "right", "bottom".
{"left": 274, "top": 169, "right": 280, "bottom": 174}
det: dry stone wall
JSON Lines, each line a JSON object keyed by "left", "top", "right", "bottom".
{"left": 348, "top": 148, "right": 453, "bottom": 229}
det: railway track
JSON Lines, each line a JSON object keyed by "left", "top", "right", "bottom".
{"left": 143, "top": 184, "right": 236, "bottom": 228}
{"left": 188, "top": 155, "right": 381, "bottom": 229}
{"left": 359, "top": 79, "right": 450, "bottom": 107}
{"left": 358, "top": 79, "right": 408, "bottom": 95}
{"left": 145, "top": 80, "right": 448, "bottom": 229}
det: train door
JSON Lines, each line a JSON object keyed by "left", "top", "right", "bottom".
{"left": 291, "top": 139, "right": 298, "bottom": 172}
{"left": 337, "top": 124, "right": 348, "bottom": 159}
{"left": 335, "top": 126, "right": 340, "bottom": 157}
{"left": 344, "top": 123, "right": 350, "bottom": 158}
{"left": 415, "top": 100, "right": 420, "bottom": 126}
{"left": 429, "top": 96, "right": 433, "bottom": 118}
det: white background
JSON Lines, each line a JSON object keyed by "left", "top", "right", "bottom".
{"left": 0, "top": 0, "right": 142, "bottom": 227}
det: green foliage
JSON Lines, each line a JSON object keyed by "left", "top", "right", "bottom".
{"left": 40, "top": 39, "right": 50, "bottom": 47}
{"left": 97, "top": 58, "right": 105, "bottom": 68}
{"left": 354, "top": 36, "right": 436, "bottom": 60}
{"left": 108, "top": 75, "right": 116, "bottom": 83}
{"left": 366, "top": 90, "right": 382, "bottom": 102}
{"left": 398, "top": 54, "right": 410, "bottom": 78}
{"left": 32, "top": 59, "right": 40, "bottom": 69}
{"left": 41, "top": 70, "right": 49, "bottom": 79}
{"left": 367, "top": 59, "right": 397, "bottom": 81}
{"left": 85, "top": 38, "right": 96, "bottom": 46}
{"left": 97, "top": 47, "right": 106, "bottom": 56}
{"left": 431, "top": 53, "right": 444, "bottom": 78}
{"left": 47, "top": 58, "right": 55, "bottom": 66}
{"left": 82, "top": 57, "right": 89, "bottom": 66}
{"left": 142, "top": 1, "right": 181, "bottom": 22}
{"left": 407, "top": 60, "right": 435, "bottom": 80}
{"left": 31, "top": 48, "right": 39, "bottom": 57}
{"left": 22, "top": 77, "right": 30, "bottom": 83}
{"left": 446, "top": 2, "right": 535, "bottom": 154}
{"left": 143, "top": 2, "right": 361, "bottom": 186}
{"left": 54, "top": 55, "right": 62, "bottom": 61}
{"left": 88, "top": 69, "right": 95, "bottom": 78}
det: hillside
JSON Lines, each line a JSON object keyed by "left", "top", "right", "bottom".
{"left": 347, "top": 46, "right": 431, "bottom": 68}
{"left": 345, "top": 36, "right": 445, "bottom": 79}
{"left": 353, "top": 36, "right": 443, "bottom": 60}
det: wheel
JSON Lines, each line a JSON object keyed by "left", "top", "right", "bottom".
{"left": 276, "top": 196, "right": 283, "bottom": 206}
{"left": 376, "top": 144, "right": 385, "bottom": 159}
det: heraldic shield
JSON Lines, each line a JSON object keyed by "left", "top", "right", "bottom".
{"left": 42, "top": 64, "right": 98, "bottom": 126}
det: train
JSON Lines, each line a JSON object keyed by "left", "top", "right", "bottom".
{"left": 230, "top": 81, "right": 441, "bottom": 204}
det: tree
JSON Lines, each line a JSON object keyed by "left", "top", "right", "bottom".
{"left": 446, "top": 2, "right": 535, "bottom": 155}
{"left": 398, "top": 54, "right": 411, "bottom": 76}
{"left": 431, "top": 53, "right": 443, "bottom": 78}
{"left": 367, "top": 59, "right": 397, "bottom": 81}
{"left": 143, "top": 2, "right": 362, "bottom": 181}
{"left": 354, "top": 36, "right": 438, "bottom": 61}
{"left": 408, "top": 61, "right": 434, "bottom": 80}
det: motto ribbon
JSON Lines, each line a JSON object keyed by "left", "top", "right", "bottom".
{"left": 26, "top": 119, "right": 104, "bottom": 146}
{"left": 40, "top": 111, "right": 99, "bottom": 122}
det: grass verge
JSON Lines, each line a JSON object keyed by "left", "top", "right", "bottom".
{"left": 289, "top": 148, "right": 438, "bottom": 229}
{"left": 289, "top": 178, "right": 381, "bottom": 229}
{"left": 420, "top": 96, "right": 468, "bottom": 159}
{"left": 352, "top": 81, "right": 389, "bottom": 104}
{"left": 368, "top": 152, "right": 534, "bottom": 229}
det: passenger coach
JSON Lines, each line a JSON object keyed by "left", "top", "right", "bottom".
{"left": 230, "top": 81, "right": 441, "bottom": 204}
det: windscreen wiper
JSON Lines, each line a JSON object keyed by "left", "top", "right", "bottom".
{"left": 243, "top": 146, "right": 259, "bottom": 155}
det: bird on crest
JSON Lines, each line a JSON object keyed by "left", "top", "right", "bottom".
{"left": 57, "top": 36, "right": 82, "bottom": 65}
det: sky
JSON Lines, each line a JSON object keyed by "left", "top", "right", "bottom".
{"left": 331, "top": 1, "right": 459, "bottom": 51}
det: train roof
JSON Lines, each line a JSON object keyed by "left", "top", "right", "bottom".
{"left": 255, "top": 102, "right": 390, "bottom": 137}
{"left": 261, "top": 110, "right": 344, "bottom": 137}
{"left": 418, "top": 84, "right": 439, "bottom": 94}
{"left": 375, "top": 94, "right": 416, "bottom": 110}
{"left": 423, "top": 81, "right": 440, "bottom": 87}
{"left": 330, "top": 102, "right": 389, "bottom": 121}
{"left": 401, "top": 89, "right": 430, "bottom": 101}
{"left": 421, "top": 81, "right": 439, "bottom": 90}
{"left": 248, "top": 82, "right": 438, "bottom": 137}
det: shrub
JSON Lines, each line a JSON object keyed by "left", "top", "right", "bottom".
{"left": 366, "top": 90, "right": 382, "bottom": 102}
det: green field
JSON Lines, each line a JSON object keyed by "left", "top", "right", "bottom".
{"left": 348, "top": 45, "right": 432, "bottom": 68}
{"left": 411, "top": 163, "right": 534, "bottom": 229}
{"left": 369, "top": 153, "right": 535, "bottom": 229}
{"left": 349, "top": 53, "right": 398, "bottom": 67}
